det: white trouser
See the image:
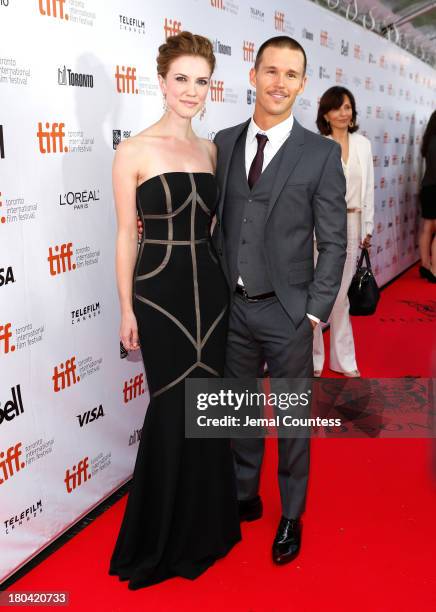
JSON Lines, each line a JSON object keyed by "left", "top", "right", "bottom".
{"left": 313, "top": 212, "right": 361, "bottom": 373}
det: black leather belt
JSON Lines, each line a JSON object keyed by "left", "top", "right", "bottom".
{"left": 235, "top": 285, "right": 276, "bottom": 302}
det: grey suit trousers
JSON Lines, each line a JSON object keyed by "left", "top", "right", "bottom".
{"left": 224, "top": 293, "right": 313, "bottom": 519}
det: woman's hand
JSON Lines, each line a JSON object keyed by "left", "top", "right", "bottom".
{"left": 137, "top": 216, "right": 143, "bottom": 240}
{"left": 360, "top": 234, "right": 372, "bottom": 249}
{"left": 120, "top": 311, "right": 140, "bottom": 351}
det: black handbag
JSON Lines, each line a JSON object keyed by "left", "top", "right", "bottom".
{"left": 348, "top": 248, "right": 380, "bottom": 316}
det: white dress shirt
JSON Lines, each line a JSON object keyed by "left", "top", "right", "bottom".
{"left": 239, "top": 114, "right": 319, "bottom": 324}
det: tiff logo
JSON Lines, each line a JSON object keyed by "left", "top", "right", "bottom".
{"left": 123, "top": 373, "right": 145, "bottom": 403}
{"left": 0, "top": 323, "right": 15, "bottom": 354}
{"left": 163, "top": 18, "right": 182, "bottom": 40}
{"left": 274, "top": 11, "right": 284, "bottom": 31}
{"left": 52, "top": 356, "right": 80, "bottom": 392}
{"left": 0, "top": 443, "right": 25, "bottom": 486}
{"left": 115, "top": 66, "right": 137, "bottom": 94}
{"left": 0, "top": 125, "right": 4, "bottom": 158}
{"left": 37, "top": 122, "right": 68, "bottom": 154}
{"left": 243, "top": 41, "right": 255, "bottom": 63}
{"left": 210, "top": 80, "right": 224, "bottom": 102}
{"left": 38, "top": 0, "right": 68, "bottom": 20}
{"left": 211, "top": 0, "right": 224, "bottom": 8}
{"left": 48, "top": 243, "right": 76, "bottom": 276}
{"left": 64, "top": 457, "right": 90, "bottom": 493}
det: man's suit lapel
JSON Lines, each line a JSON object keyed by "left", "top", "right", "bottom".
{"left": 217, "top": 120, "right": 250, "bottom": 219}
{"left": 265, "top": 119, "right": 305, "bottom": 222}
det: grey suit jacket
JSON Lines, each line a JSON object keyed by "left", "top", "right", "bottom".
{"left": 212, "top": 118, "right": 347, "bottom": 326}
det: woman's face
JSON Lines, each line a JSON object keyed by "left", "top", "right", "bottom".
{"left": 159, "top": 55, "right": 211, "bottom": 119}
{"left": 324, "top": 95, "right": 353, "bottom": 131}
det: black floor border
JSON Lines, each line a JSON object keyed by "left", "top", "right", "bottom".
{"left": 1, "top": 260, "right": 421, "bottom": 590}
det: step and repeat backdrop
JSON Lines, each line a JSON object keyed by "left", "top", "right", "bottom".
{"left": 1, "top": 0, "right": 435, "bottom": 583}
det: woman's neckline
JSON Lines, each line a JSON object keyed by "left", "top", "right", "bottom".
{"left": 136, "top": 171, "right": 214, "bottom": 191}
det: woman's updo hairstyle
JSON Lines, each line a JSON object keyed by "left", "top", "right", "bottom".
{"left": 157, "top": 31, "right": 216, "bottom": 78}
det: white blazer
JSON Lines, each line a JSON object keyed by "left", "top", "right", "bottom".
{"left": 328, "top": 132, "right": 375, "bottom": 240}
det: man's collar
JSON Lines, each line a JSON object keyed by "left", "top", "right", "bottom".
{"left": 247, "top": 113, "right": 294, "bottom": 145}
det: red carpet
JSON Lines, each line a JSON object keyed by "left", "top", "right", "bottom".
{"left": 6, "top": 265, "right": 436, "bottom": 611}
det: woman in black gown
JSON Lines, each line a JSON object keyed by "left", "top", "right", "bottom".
{"left": 109, "top": 32, "right": 241, "bottom": 589}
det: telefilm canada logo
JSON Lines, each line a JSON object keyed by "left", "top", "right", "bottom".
{"left": 119, "top": 13, "right": 145, "bottom": 35}
{"left": 58, "top": 65, "right": 94, "bottom": 88}
{"left": 71, "top": 301, "right": 101, "bottom": 325}
{"left": 249, "top": 6, "right": 264, "bottom": 21}
{"left": 4, "top": 500, "right": 43, "bottom": 535}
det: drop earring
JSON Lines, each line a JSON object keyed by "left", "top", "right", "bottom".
{"left": 163, "top": 94, "right": 168, "bottom": 111}
{"left": 200, "top": 105, "right": 206, "bottom": 120}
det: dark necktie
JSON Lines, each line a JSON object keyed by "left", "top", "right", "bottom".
{"left": 248, "top": 133, "right": 268, "bottom": 189}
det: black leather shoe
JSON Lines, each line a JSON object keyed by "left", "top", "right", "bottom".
{"left": 272, "top": 516, "right": 302, "bottom": 564}
{"left": 419, "top": 266, "right": 431, "bottom": 279}
{"left": 419, "top": 266, "right": 436, "bottom": 282}
{"left": 238, "top": 495, "right": 263, "bottom": 522}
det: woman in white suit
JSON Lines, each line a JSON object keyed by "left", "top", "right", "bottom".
{"left": 313, "top": 86, "right": 374, "bottom": 377}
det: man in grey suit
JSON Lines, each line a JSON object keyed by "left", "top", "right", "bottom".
{"left": 212, "top": 36, "right": 347, "bottom": 564}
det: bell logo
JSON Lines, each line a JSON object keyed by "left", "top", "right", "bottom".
{"left": 48, "top": 243, "right": 76, "bottom": 276}
{"left": 163, "top": 18, "right": 182, "bottom": 40}
{"left": 123, "top": 373, "right": 145, "bottom": 403}
{"left": 0, "top": 385, "right": 24, "bottom": 426}
{"left": 210, "top": 80, "right": 224, "bottom": 102}
{"left": 243, "top": 41, "right": 255, "bottom": 63}
{"left": 0, "top": 443, "right": 25, "bottom": 486}
{"left": 37, "top": 122, "right": 68, "bottom": 154}
{"left": 0, "top": 323, "right": 15, "bottom": 354}
{"left": 115, "top": 66, "right": 138, "bottom": 94}
{"left": 64, "top": 457, "right": 90, "bottom": 493}
{"left": 52, "top": 356, "right": 80, "bottom": 392}
{"left": 38, "top": 0, "right": 68, "bottom": 20}
{"left": 211, "top": 0, "right": 224, "bottom": 8}
{"left": 274, "top": 11, "right": 285, "bottom": 31}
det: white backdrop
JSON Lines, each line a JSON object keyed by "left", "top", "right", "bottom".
{"left": 1, "top": 0, "right": 435, "bottom": 583}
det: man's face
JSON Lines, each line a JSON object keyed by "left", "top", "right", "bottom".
{"left": 250, "top": 46, "right": 307, "bottom": 119}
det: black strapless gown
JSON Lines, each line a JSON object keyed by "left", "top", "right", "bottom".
{"left": 109, "top": 172, "right": 241, "bottom": 589}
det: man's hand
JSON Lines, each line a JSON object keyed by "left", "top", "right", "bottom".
{"left": 360, "top": 233, "right": 372, "bottom": 249}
